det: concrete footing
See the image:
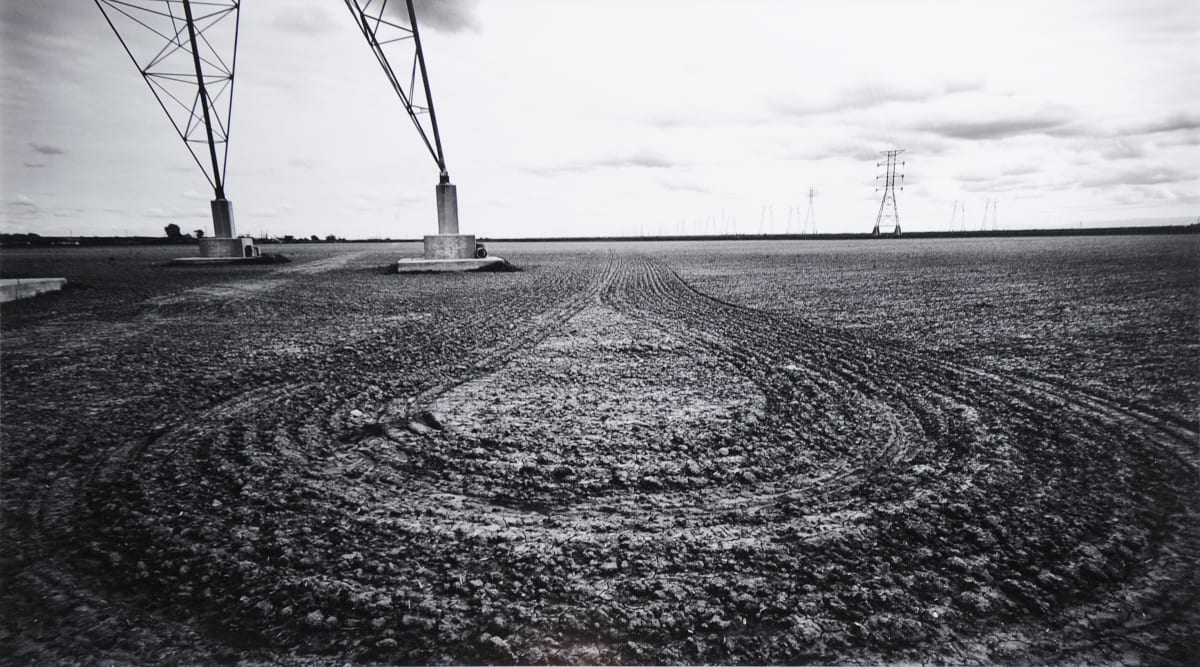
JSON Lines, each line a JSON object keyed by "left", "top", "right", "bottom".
{"left": 0, "top": 278, "right": 67, "bottom": 303}
{"left": 168, "top": 256, "right": 275, "bottom": 265}
{"left": 199, "top": 237, "right": 260, "bottom": 258}
{"left": 211, "top": 198, "right": 236, "bottom": 238}
{"left": 396, "top": 257, "right": 506, "bottom": 273}
{"left": 169, "top": 236, "right": 261, "bottom": 265}
{"left": 396, "top": 180, "right": 505, "bottom": 272}
{"left": 424, "top": 234, "right": 478, "bottom": 260}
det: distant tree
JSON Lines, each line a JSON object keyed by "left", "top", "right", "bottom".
{"left": 164, "top": 223, "right": 184, "bottom": 240}
{"left": 282, "top": 234, "right": 295, "bottom": 242}
{"left": 194, "top": 229, "right": 205, "bottom": 238}
{"left": 325, "top": 234, "right": 338, "bottom": 242}
{"left": 310, "top": 234, "right": 320, "bottom": 242}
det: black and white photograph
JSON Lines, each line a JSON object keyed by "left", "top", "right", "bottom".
{"left": 1, "top": 0, "right": 1197, "bottom": 664}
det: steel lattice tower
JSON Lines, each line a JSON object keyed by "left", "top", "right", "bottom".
{"left": 981, "top": 199, "right": 998, "bottom": 231}
{"left": 344, "top": 0, "right": 448, "bottom": 181}
{"left": 96, "top": 0, "right": 242, "bottom": 240}
{"left": 345, "top": 0, "right": 486, "bottom": 263}
{"left": 804, "top": 187, "right": 817, "bottom": 234}
{"left": 872, "top": 149, "right": 905, "bottom": 236}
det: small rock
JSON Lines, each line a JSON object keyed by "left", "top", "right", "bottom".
{"left": 419, "top": 411, "right": 445, "bottom": 430}
{"left": 407, "top": 420, "right": 432, "bottom": 435}
{"left": 349, "top": 409, "right": 365, "bottom": 420}
{"left": 484, "top": 634, "right": 511, "bottom": 652}
{"left": 304, "top": 610, "right": 325, "bottom": 628}
{"left": 376, "top": 638, "right": 398, "bottom": 650}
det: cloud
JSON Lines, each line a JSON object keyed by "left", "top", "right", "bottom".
{"left": 144, "top": 206, "right": 207, "bottom": 220}
{"left": 1123, "top": 112, "right": 1200, "bottom": 135}
{"left": 528, "top": 151, "right": 676, "bottom": 176}
{"left": 960, "top": 177, "right": 1036, "bottom": 193}
{"left": 916, "top": 115, "right": 1073, "bottom": 140}
{"left": 774, "top": 81, "right": 982, "bottom": 118}
{"left": 29, "top": 141, "right": 65, "bottom": 155}
{"left": 1099, "top": 139, "right": 1147, "bottom": 160}
{"left": 1001, "top": 163, "right": 1041, "bottom": 176}
{"left": 384, "top": 0, "right": 479, "bottom": 33}
{"left": 272, "top": 5, "right": 338, "bottom": 35}
{"left": 1079, "top": 166, "right": 1194, "bottom": 189}
{"left": 8, "top": 194, "right": 37, "bottom": 207}
{"left": 660, "top": 179, "right": 710, "bottom": 194}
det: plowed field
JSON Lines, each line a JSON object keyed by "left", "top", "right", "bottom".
{"left": 2, "top": 236, "right": 1196, "bottom": 665}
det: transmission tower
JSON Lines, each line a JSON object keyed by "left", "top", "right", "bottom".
{"left": 980, "top": 199, "right": 998, "bottom": 231}
{"left": 804, "top": 187, "right": 817, "bottom": 235}
{"left": 951, "top": 200, "right": 967, "bottom": 232}
{"left": 759, "top": 205, "right": 774, "bottom": 234}
{"left": 96, "top": 0, "right": 248, "bottom": 253}
{"left": 346, "top": 0, "right": 491, "bottom": 265}
{"left": 872, "top": 149, "right": 905, "bottom": 236}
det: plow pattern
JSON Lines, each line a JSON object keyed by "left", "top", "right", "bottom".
{"left": 3, "top": 249, "right": 1196, "bottom": 665}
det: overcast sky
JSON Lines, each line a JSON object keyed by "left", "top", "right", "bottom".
{"left": 2, "top": 0, "right": 1197, "bottom": 239}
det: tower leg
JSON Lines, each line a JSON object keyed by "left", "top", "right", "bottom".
{"left": 436, "top": 182, "right": 458, "bottom": 235}
{"left": 211, "top": 198, "right": 236, "bottom": 238}
{"left": 198, "top": 198, "right": 256, "bottom": 258}
{"left": 423, "top": 181, "right": 475, "bottom": 259}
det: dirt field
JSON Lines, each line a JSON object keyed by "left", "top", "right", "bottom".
{"left": 2, "top": 236, "right": 1197, "bottom": 665}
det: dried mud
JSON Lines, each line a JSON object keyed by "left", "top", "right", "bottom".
{"left": 1, "top": 239, "right": 1197, "bottom": 665}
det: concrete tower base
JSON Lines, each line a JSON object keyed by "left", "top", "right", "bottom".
{"left": 424, "top": 233, "right": 477, "bottom": 259}
{"left": 394, "top": 180, "right": 505, "bottom": 272}
{"left": 169, "top": 199, "right": 264, "bottom": 264}
{"left": 170, "top": 236, "right": 263, "bottom": 265}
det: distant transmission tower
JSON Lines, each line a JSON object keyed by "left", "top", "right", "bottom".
{"left": 981, "top": 199, "right": 998, "bottom": 231}
{"left": 872, "top": 149, "right": 905, "bottom": 236}
{"left": 804, "top": 187, "right": 817, "bottom": 234}
{"left": 759, "top": 205, "right": 774, "bottom": 234}
{"left": 951, "top": 200, "right": 967, "bottom": 231}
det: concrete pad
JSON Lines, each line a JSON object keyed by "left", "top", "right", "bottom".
{"left": 0, "top": 278, "right": 67, "bottom": 303}
{"left": 168, "top": 256, "right": 277, "bottom": 266}
{"left": 395, "top": 257, "right": 507, "bottom": 273}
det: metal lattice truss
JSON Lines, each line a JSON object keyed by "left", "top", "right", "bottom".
{"left": 344, "top": 0, "right": 449, "bottom": 180}
{"left": 873, "top": 149, "right": 905, "bottom": 236}
{"left": 96, "top": 0, "right": 240, "bottom": 198}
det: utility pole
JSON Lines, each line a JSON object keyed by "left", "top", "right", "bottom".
{"left": 872, "top": 149, "right": 905, "bottom": 236}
